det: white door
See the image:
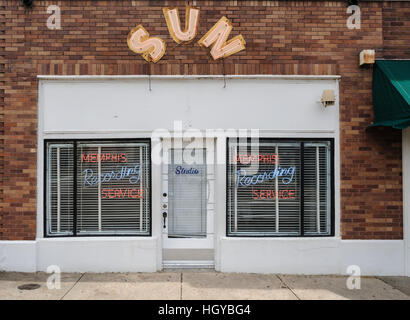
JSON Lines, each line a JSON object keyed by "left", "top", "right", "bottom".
{"left": 161, "top": 139, "right": 214, "bottom": 267}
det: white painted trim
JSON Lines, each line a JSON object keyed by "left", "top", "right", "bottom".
{"left": 37, "top": 75, "right": 341, "bottom": 81}
{"left": 152, "top": 137, "right": 164, "bottom": 270}
{"left": 163, "top": 260, "right": 214, "bottom": 269}
{"left": 403, "top": 128, "right": 410, "bottom": 276}
{"left": 43, "top": 129, "right": 337, "bottom": 135}
{"left": 36, "top": 81, "right": 45, "bottom": 239}
{"left": 161, "top": 138, "right": 215, "bottom": 251}
{"left": 214, "top": 137, "right": 227, "bottom": 272}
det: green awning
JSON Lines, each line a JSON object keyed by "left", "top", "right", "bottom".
{"left": 370, "top": 60, "right": 410, "bottom": 129}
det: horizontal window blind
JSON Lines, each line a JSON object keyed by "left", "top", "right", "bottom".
{"left": 168, "top": 148, "right": 207, "bottom": 238}
{"left": 227, "top": 138, "right": 332, "bottom": 237}
{"left": 46, "top": 143, "right": 74, "bottom": 236}
{"left": 45, "top": 140, "right": 151, "bottom": 237}
{"left": 303, "top": 142, "right": 331, "bottom": 235}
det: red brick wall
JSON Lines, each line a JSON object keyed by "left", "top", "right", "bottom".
{"left": 0, "top": 1, "right": 5, "bottom": 239}
{"left": 0, "top": 0, "right": 408, "bottom": 240}
{"left": 383, "top": 1, "right": 410, "bottom": 58}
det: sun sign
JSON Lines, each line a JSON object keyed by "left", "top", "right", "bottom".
{"left": 198, "top": 16, "right": 246, "bottom": 60}
{"left": 127, "top": 25, "right": 166, "bottom": 63}
{"left": 127, "top": 6, "right": 245, "bottom": 63}
{"left": 163, "top": 6, "right": 200, "bottom": 44}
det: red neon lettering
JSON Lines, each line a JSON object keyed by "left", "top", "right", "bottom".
{"left": 252, "top": 189, "right": 295, "bottom": 200}
{"left": 80, "top": 153, "right": 129, "bottom": 163}
{"left": 236, "top": 154, "right": 279, "bottom": 164}
{"left": 101, "top": 188, "right": 144, "bottom": 199}
{"left": 81, "top": 154, "right": 90, "bottom": 162}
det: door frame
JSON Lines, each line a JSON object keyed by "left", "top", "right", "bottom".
{"left": 161, "top": 138, "right": 215, "bottom": 250}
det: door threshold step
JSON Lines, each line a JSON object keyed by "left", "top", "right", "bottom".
{"left": 163, "top": 260, "right": 214, "bottom": 269}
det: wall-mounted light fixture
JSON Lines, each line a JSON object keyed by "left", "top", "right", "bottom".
{"left": 359, "top": 49, "right": 375, "bottom": 66}
{"left": 321, "top": 90, "right": 336, "bottom": 107}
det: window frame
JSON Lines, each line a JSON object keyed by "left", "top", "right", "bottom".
{"left": 225, "top": 137, "right": 335, "bottom": 238}
{"left": 44, "top": 138, "right": 152, "bottom": 238}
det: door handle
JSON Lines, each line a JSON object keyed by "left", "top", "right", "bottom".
{"left": 162, "top": 212, "right": 167, "bottom": 228}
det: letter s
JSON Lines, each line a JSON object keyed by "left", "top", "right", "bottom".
{"left": 127, "top": 25, "right": 166, "bottom": 63}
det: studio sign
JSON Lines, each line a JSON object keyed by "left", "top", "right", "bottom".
{"left": 175, "top": 166, "right": 199, "bottom": 175}
{"left": 127, "top": 5, "right": 246, "bottom": 63}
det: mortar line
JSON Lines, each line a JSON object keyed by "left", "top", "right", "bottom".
{"left": 276, "top": 275, "right": 300, "bottom": 300}
{"left": 60, "top": 272, "right": 85, "bottom": 300}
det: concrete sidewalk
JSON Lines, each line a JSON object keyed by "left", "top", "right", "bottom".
{"left": 0, "top": 270, "right": 409, "bottom": 300}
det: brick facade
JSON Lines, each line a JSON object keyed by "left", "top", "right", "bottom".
{"left": 0, "top": 0, "right": 409, "bottom": 240}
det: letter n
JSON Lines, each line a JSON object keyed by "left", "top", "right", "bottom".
{"left": 198, "top": 16, "right": 246, "bottom": 60}
{"left": 163, "top": 6, "right": 200, "bottom": 43}
{"left": 127, "top": 25, "right": 166, "bottom": 63}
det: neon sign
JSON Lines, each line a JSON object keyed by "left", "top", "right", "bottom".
{"left": 252, "top": 189, "right": 296, "bottom": 200}
{"left": 127, "top": 25, "right": 166, "bottom": 63}
{"left": 80, "top": 147, "right": 146, "bottom": 201}
{"left": 163, "top": 6, "right": 200, "bottom": 44}
{"left": 81, "top": 153, "right": 127, "bottom": 163}
{"left": 127, "top": 5, "right": 246, "bottom": 63}
{"left": 234, "top": 153, "right": 278, "bottom": 165}
{"left": 101, "top": 188, "right": 143, "bottom": 199}
{"left": 82, "top": 165, "right": 142, "bottom": 187}
{"left": 236, "top": 166, "right": 296, "bottom": 187}
{"left": 198, "top": 16, "right": 246, "bottom": 60}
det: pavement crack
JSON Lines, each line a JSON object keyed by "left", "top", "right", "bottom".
{"left": 276, "top": 275, "right": 300, "bottom": 300}
{"left": 180, "top": 273, "right": 183, "bottom": 300}
{"left": 60, "top": 273, "right": 85, "bottom": 300}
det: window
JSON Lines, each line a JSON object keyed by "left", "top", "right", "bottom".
{"left": 45, "top": 140, "right": 151, "bottom": 237}
{"left": 227, "top": 138, "right": 333, "bottom": 237}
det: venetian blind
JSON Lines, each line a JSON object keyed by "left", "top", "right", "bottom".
{"left": 303, "top": 142, "right": 331, "bottom": 235}
{"left": 46, "top": 143, "right": 74, "bottom": 236}
{"left": 46, "top": 140, "right": 151, "bottom": 237}
{"left": 168, "top": 148, "right": 207, "bottom": 238}
{"left": 77, "top": 142, "right": 150, "bottom": 235}
{"left": 227, "top": 139, "right": 332, "bottom": 237}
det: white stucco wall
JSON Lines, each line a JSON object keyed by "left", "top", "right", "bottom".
{"left": 1, "top": 75, "right": 405, "bottom": 275}
{"left": 0, "top": 241, "right": 37, "bottom": 272}
{"left": 219, "top": 238, "right": 405, "bottom": 275}
{"left": 36, "top": 237, "right": 159, "bottom": 272}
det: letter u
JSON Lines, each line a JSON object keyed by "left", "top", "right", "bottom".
{"left": 163, "top": 5, "right": 200, "bottom": 43}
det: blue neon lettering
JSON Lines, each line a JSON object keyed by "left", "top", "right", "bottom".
{"left": 83, "top": 164, "right": 141, "bottom": 187}
{"left": 236, "top": 166, "right": 295, "bottom": 187}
